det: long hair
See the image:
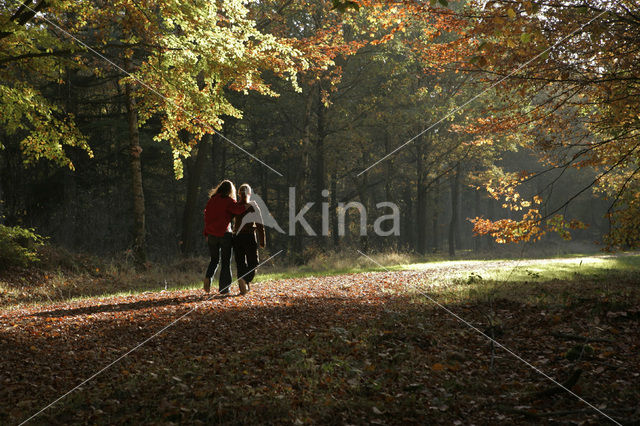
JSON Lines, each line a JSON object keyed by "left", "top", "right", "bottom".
{"left": 209, "top": 179, "right": 236, "bottom": 200}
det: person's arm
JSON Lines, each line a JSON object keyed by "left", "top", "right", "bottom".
{"left": 227, "top": 198, "right": 249, "bottom": 215}
{"left": 203, "top": 198, "right": 212, "bottom": 237}
{"left": 255, "top": 205, "right": 266, "bottom": 248}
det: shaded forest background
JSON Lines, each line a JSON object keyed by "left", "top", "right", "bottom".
{"left": 1, "top": 0, "right": 628, "bottom": 264}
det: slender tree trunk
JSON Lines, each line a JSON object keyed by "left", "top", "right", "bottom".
{"left": 455, "top": 167, "right": 463, "bottom": 250}
{"left": 384, "top": 129, "right": 393, "bottom": 202}
{"left": 358, "top": 151, "right": 370, "bottom": 251}
{"left": 416, "top": 147, "right": 427, "bottom": 255}
{"left": 474, "top": 187, "right": 482, "bottom": 252}
{"left": 486, "top": 195, "right": 495, "bottom": 249}
{"left": 315, "top": 84, "right": 326, "bottom": 237}
{"left": 293, "top": 88, "right": 315, "bottom": 261}
{"left": 61, "top": 67, "right": 78, "bottom": 248}
{"left": 125, "top": 79, "right": 146, "bottom": 264}
{"left": 403, "top": 185, "right": 413, "bottom": 250}
{"left": 211, "top": 134, "right": 219, "bottom": 184}
{"left": 260, "top": 166, "right": 268, "bottom": 204}
{"left": 431, "top": 178, "right": 440, "bottom": 252}
{"left": 220, "top": 141, "right": 227, "bottom": 178}
{"left": 181, "top": 134, "right": 210, "bottom": 255}
{"left": 417, "top": 183, "right": 426, "bottom": 254}
{"left": 448, "top": 163, "right": 460, "bottom": 257}
{"left": 331, "top": 172, "right": 339, "bottom": 248}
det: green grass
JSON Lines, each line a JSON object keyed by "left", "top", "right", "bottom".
{"left": 2, "top": 250, "right": 639, "bottom": 310}
{"left": 406, "top": 253, "right": 640, "bottom": 309}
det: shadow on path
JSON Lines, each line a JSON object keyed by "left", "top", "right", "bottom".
{"left": 31, "top": 292, "right": 241, "bottom": 319}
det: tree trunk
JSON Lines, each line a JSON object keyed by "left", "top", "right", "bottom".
{"left": 474, "top": 186, "right": 482, "bottom": 252}
{"left": 315, "top": 84, "right": 326, "bottom": 236}
{"left": 61, "top": 66, "right": 78, "bottom": 248}
{"left": 416, "top": 146, "right": 427, "bottom": 255}
{"left": 358, "top": 151, "right": 370, "bottom": 251}
{"left": 455, "top": 167, "right": 463, "bottom": 250}
{"left": 431, "top": 178, "right": 440, "bottom": 252}
{"left": 125, "top": 79, "right": 146, "bottom": 265}
{"left": 331, "top": 173, "right": 339, "bottom": 248}
{"left": 486, "top": 195, "right": 495, "bottom": 249}
{"left": 448, "top": 163, "right": 460, "bottom": 258}
{"left": 293, "top": 88, "right": 315, "bottom": 261}
{"left": 181, "top": 134, "right": 210, "bottom": 255}
{"left": 403, "top": 185, "right": 413, "bottom": 250}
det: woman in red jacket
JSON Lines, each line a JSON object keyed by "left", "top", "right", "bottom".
{"left": 203, "top": 180, "right": 249, "bottom": 294}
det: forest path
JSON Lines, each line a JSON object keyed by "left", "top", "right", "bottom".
{"left": 1, "top": 254, "right": 638, "bottom": 425}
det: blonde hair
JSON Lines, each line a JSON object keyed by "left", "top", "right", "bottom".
{"left": 209, "top": 179, "right": 236, "bottom": 200}
{"left": 238, "top": 183, "right": 252, "bottom": 196}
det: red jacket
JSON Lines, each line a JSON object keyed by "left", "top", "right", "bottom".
{"left": 203, "top": 194, "right": 247, "bottom": 237}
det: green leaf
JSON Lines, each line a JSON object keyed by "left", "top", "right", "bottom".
{"left": 520, "top": 33, "right": 531, "bottom": 43}
{"left": 438, "top": 0, "right": 449, "bottom": 6}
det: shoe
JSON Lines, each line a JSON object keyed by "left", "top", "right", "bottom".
{"left": 203, "top": 277, "right": 211, "bottom": 293}
{"left": 238, "top": 278, "right": 247, "bottom": 295}
{"left": 246, "top": 282, "right": 251, "bottom": 292}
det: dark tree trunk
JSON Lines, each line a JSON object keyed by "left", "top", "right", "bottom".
{"left": 403, "top": 185, "right": 413, "bottom": 250}
{"left": 448, "top": 163, "right": 460, "bottom": 258}
{"left": 211, "top": 135, "right": 219, "bottom": 184}
{"left": 358, "top": 151, "right": 370, "bottom": 251}
{"left": 314, "top": 84, "right": 326, "bottom": 237}
{"left": 61, "top": 67, "right": 78, "bottom": 248}
{"left": 431, "top": 178, "right": 440, "bottom": 252}
{"left": 125, "top": 79, "right": 146, "bottom": 264}
{"left": 455, "top": 167, "right": 463, "bottom": 250}
{"left": 331, "top": 173, "right": 339, "bottom": 248}
{"left": 416, "top": 144, "right": 427, "bottom": 255}
{"left": 486, "top": 195, "right": 496, "bottom": 249}
{"left": 473, "top": 187, "right": 482, "bottom": 252}
{"left": 293, "top": 88, "right": 315, "bottom": 261}
{"left": 417, "top": 182, "right": 426, "bottom": 254}
{"left": 181, "top": 134, "right": 210, "bottom": 255}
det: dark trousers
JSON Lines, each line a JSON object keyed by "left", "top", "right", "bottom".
{"left": 233, "top": 232, "right": 259, "bottom": 283}
{"left": 206, "top": 233, "right": 233, "bottom": 293}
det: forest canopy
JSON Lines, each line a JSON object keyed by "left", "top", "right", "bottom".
{"left": 1, "top": 0, "right": 637, "bottom": 262}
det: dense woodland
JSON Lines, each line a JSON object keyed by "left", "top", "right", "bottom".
{"left": 1, "top": 0, "right": 637, "bottom": 263}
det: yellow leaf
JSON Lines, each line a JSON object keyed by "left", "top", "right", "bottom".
{"left": 507, "top": 8, "right": 517, "bottom": 19}
{"left": 432, "top": 363, "right": 445, "bottom": 371}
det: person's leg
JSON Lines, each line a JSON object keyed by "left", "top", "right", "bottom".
{"left": 244, "top": 232, "right": 259, "bottom": 285}
{"left": 233, "top": 234, "right": 249, "bottom": 294}
{"left": 205, "top": 236, "right": 221, "bottom": 292}
{"left": 218, "top": 232, "right": 233, "bottom": 293}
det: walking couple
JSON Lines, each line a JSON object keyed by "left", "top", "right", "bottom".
{"left": 203, "top": 179, "right": 266, "bottom": 295}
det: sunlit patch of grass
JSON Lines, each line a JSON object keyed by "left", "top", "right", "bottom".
{"left": 411, "top": 253, "right": 640, "bottom": 307}
{"left": 3, "top": 250, "right": 639, "bottom": 310}
{"left": 0, "top": 257, "right": 208, "bottom": 310}
{"left": 254, "top": 250, "right": 417, "bottom": 282}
